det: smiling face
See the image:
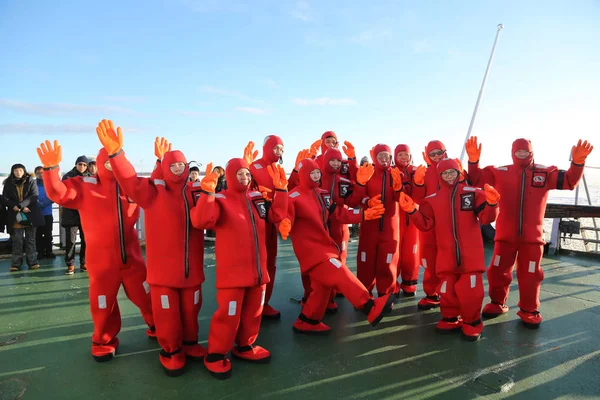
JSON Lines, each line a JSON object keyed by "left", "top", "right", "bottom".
{"left": 170, "top": 162, "right": 186, "bottom": 176}
{"left": 396, "top": 151, "right": 410, "bottom": 164}
{"left": 428, "top": 149, "right": 445, "bottom": 163}
{"left": 441, "top": 168, "right": 458, "bottom": 185}
{"left": 272, "top": 144, "right": 284, "bottom": 158}
{"left": 514, "top": 149, "right": 531, "bottom": 160}
{"left": 310, "top": 169, "right": 322, "bottom": 182}
{"left": 328, "top": 158, "right": 342, "bottom": 171}
{"left": 324, "top": 136, "right": 338, "bottom": 149}
{"left": 236, "top": 168, "right": 251, "bottom": 186}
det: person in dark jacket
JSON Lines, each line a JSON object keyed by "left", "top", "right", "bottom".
{"left": 1, "top": 164, "right": 44, "bottom": 271}
{"left": 34, "top": 166, "right": 55, "bottom": 259}
{"left": 62, "top": 155, "right": 89, "bottom": 274}
{"left": 213, "top": 166, "right": 227, "bottom": 193}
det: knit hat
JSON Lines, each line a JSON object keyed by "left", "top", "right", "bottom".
{"left": 88, "top": 156, "right": 97, "bottom": 165}
{"left": 75, "top": 155, "right": 90, "bottom": 165}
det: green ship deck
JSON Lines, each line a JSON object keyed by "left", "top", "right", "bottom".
{"left": 1, "top": 241, "right": 599, "bottom": 400}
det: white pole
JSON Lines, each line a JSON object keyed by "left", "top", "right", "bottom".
{"left": 460, "top": 23, "right": 504, "bottom": 163}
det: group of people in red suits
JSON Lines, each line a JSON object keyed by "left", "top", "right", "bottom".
{"left": 35, "top": 119, "right": 593, "bottom": 379}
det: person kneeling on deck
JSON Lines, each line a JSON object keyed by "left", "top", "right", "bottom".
{"left": 399, "top": 159, "right": 500, "bottom": 341}
{"left": 280, "top": 158, "right": 395, "bottom": 334}
{"left": 190, "top": 158, "right": 288, "bottom": 380}
{"left": 96, "top": 120, "right": 206, "bottom": 376}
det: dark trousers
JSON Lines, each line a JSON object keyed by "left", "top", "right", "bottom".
{"left": 36, "top": 215, "right": 54, "bottom": 256}
{"left": 11, "top": 227, "right": 38, "bottom": 268}
{"left": 65, "top": 225, "right": 86, "bottom": 267}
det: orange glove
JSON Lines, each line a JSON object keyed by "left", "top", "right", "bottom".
{"left": 356, "top": 163, "right": 375, "bottom": 185}
{"left": 364, "top": 204, "right": 385, "bottom": 221}
{"left": 96, "top": 119, "right": 124, "bottom": 156}
{"left": 422, "top": 147, "right": 432, "bottom": 166}
{"left": 295, "top": 149, "right": 310, "bottom": 171}
{"left": 368, "top": 194, "right": 382, "bottom": 208}
{"left": 484, "top": 184, "right": 500, "bottom": 205}
{"left": 465, "top": 136, "right": 481, "bottom": 163}
{"left": 391, "top": 168, "right": 403, "bottom": 191}
{"left": 267, "top": 163, "right": 287, "bottom": 190}
{"left": 454, "top": 158, "right": 466, "bottom": 182}
{"left": 413, "top": 165, "right": 426, "bottom": 186}
{"left": 200, "top": 162, "right": 220, "bottom": 193}
{"left": 258, "top": 185, "right": 273, "bottom": 201}
{"left": 37, "top": 140, "right": 62, "bottom": 168}
{"left": 342, "top": 141, "right": 356, "bottom": 158}
{"left": 244, "top": 141, "right": 259, "bottom": 165}
{"left": 279, "top": 218, "right": 292, "bottom": 240}
{"left": 309, "top": 139, "right": 321, "bottom": 158}
{"left": 154, "top": 137, "right": 172, "bottom": 160}
{"left": 571, "top": 139, "right": 593, "bottom": 164}
{"left": 399, "top": 192, "right": 416, "bottom": 213}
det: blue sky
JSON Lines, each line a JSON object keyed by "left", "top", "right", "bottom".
{"left": 1, "top": 0, "right": 599, "bottom": 176}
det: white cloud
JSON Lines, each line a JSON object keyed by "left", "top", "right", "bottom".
{"left": 0, "top": 123, "right": 144, "bottom": 135}
{"left": 235, "top": 107, "right": 268, "bottom": 115}
{"left": 292, "top": 97, "right": 357, "bottom": 106}
{"left": 0, "top": 99, "right": 140, "bottom": 116}
{"left": 291, "top": 0, "right": 313, "bottom": 22}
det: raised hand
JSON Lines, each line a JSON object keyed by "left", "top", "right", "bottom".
{"left": 36, "top": 140, "right": 62, "bottom": 168}
{"left": 154, "top": 137, "right": 172, "bottom": 160}
{"left": 399, "top": 192, "right": 416, "bottom": 213}
{"left": 465, "top": 136, "right": 482, "bottom": 163}
{"left": 244, "top": 141, "right": 259, "bottom": 165}
{"left": 342, "top": 141, "right": 356, "bottom": 158}
{"left": 484, "top": 184, "right": 500, "bottom": 205}
{"left": 391, "top": 168, "right": 403, "bottom": 191}
{"left": 422, "top": 147, "right": 432, "bottom": 166}
{"left": 200, "top": 162, "right": 220, "bottom": 193}
{"left": 309, "top": 140, "right": 322, "bottom": 158}
{"left": 279, "top": 218, "right": 292, "bottom": 240}
{"left": 295, "top": 149, "right": 310, "bottom": 171}
{"left": 356, "top": 163, "right": 375, "bottom": 185}
{"left": 267, "top": 163, "right": 288, "bottom": 190}
{"left": 571, "top": 139, "right": 594, "bottom": 164}
{"left": 364, "top": 204, "right": 385, "bottom": 221}
{"left": 367, "top": 194, "right": 382, "bottom": 208}
{"left": 413, "top": 165, "right": 427, "bottom": 185}
{"left": 96, "top": 119, "right": 123, "bottom": 156}
{"left": 258, "top": 185, "right": 273, "bottom": 201}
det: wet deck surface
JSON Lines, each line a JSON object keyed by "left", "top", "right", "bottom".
{"left": 1, "top": 241, "right": 599, "bottom": 400}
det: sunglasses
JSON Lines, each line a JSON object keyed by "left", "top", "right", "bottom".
{"left": 428, "top": 150, "right": 445, "bottom": 157}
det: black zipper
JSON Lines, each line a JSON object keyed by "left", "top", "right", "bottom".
{"left": 451, "top": 184, "right": 461, "bottom": 266}
{"left": 182, "top": 184, "right": 190, "bottom": 278}
{"left": 519, "top": 170, "right": 526, "bottom": 236}
{"left": 379, "top": 171, "right": 387, "bottom": 231}
{"left": 116, "top": 185, "right": 127, "bottom": 264}
{"left": 315, "top": 189, "right": 328, "bottom": 231}
{"left": 245, "top": 197, "right": 262, "bottom": 285}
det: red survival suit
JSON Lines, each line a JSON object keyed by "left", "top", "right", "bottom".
{"left": 288, "top": 131, "right": 359, "bottom": 189}
{"left": 190, "top": 158, "right": 288, "bottom": 379}
{"left": 249, "top": 135, "right": 284, "bottom": 319}
{"left": 43, "top": 149, "right": 155, "bottom": 361}
{"left": 109, "top": 149, "right": 205, "bottom": 376}
{"left": 353, "top": 144, "right": 401, "bottom": 296}
{"left": 393, "top": 144, "right": 420, "bottom": 296}
{"left": 411, "top": 140, "right": 447, "bottom": 309}
{"left": 468, "top": 138, "right": 585, "bottom": 327}
{"left": 406, "top": 159, "right": 498, "bottom": 341}
{"left": 285, "top": 158, "right": 395, "bottom": 334}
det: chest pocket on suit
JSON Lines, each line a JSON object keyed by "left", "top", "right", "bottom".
{"left": 338, "top": 182, "right": 352, "bottom": 199}
{"left": 252, "top": 198, "right": 268, "bottom": 219}
{"left": 531, "top": 171, "right": 547, "bottom": 188}
{"left": 460, "top": 193, "right": 474, "bottom": 211}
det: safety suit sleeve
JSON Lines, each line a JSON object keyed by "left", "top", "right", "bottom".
{"left": 467, "top": 162, "right": 496, "bottom": 188}
{"left": 408, "top": 200, "right": 435, "bottom": 232}
{"left": 42, "top": 168, "right": 84, "bottom": 209}
{"left": 250, "top": 162, "right": 271, "bottom": 188}
{"left": 109, "top": 151, "right": 157, "bottom": 209}
{"left": 473, "top": 189, "right": 498, "bottom": 225}
{"left": 347, "top": 182, "right": 370, "bottom": 209}
{"left": 268, "top": 189, "right": 288, "bottom": 223}
{"left": 411, "top": 184, "right": 426, "bottom": 202}
{"left": 546, "top": 162, "right": 584, "bottom": 191}
{"left": 347, "top": 157, "right": 359, "bottom": 181}
{"left": 190, "top": 192, "right": 221, "bottom": 230}
{"left": 278, "top": 195, "right": 296, "bottom": 235}
{"left": 332, "top": 206, "right": 364, "bottom": 225}
{"left": 287, "top": 170, "right": 299, "bottom": 190}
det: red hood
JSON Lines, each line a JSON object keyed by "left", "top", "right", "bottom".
{"left": 373, "top": 143, "right": 392, "bottom": 171}
{"left": 394, "top": 144, "right": 412, "bottom": 168}
{"left": 321, "top": 131, "right": 338, "bottom": 153}
{"left": 225, "top": 158, "right": 250, "bottom": 193}
{"left": 436, "top": 158, "right": 460, "bottom": 188}
{"left": 161, "top": 150, "right": 189, "bottom": 185}
{"left": 323, "top": 147, "right": 343, "bottom": 174}
{"left": 512, "top": 138, "right": 534, "bottom": 169}
{"left": 298, "top": 158, "right": 320, "bottom": 189}
{"left": 262, "top": 135, "right": 284, "bottom": 164}
{"left": 95, "top": 148, "right": 114, "bottom": 182}
{"left": 426, "top": 140, "right": 447, "bottom": 166}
